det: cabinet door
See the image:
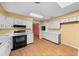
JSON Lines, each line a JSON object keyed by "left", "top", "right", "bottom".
{"left": 48, "top": 21, "right": 60, "bottom": 29}
{"left": 22, "top": 20, "right": 26, "bottom": 25}
{"left": 48, "top": 33, "right": 59, "bottom": 43}
{"left": 0, "top": 43, "right": 8, "bottom": 56}
{"left": 60, "top": 18, "right": 68, "bottom": 23}
{"left": 20, "top": 19, "right": 25, "bottom": 25}
{"left": 14, "top": 19, "right": 24, "bottom": 25}
{"left": 27, "top": 33, "right": 33, "bottom": 44}
{"left": 0, "top": 42, "right": 11, "bottom": 56}
{"left": 18, "top": 19, "right": 23, "bottom": 25}
{"left": 42, "top": 32, "right": 45, "bottom": 38}
{"left": 60, "top": 16, "right": 77, "bottom": 23}
{"left": 0, "top": 36, "right": 12, "bottom": 56}
{"left": 25, "top": 20, "right": 32, "bottom": 29}
{"left": 6, "top": 17, "right": 14, "bottom": 28}
{"left": 8, "top": 36, "right": 13, "bottom": 50}
{"left": 0, "top": 13, "right": 5, "bottom": 28}
{"left": 14, "top": 19, "right": 18, "bottom": 25}
{"left": 69, "top": 17, "right": 77, "bottom": 22}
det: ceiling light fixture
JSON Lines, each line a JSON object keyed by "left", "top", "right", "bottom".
{"left": 29, "top": 13, "right": 44, "bottom": 18}
{"left": 57, "top": 2, "right": 74, "bottom": 8}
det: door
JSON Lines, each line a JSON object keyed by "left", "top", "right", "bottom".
{"left": 33, "top": 23, "right": 39, "bottom": 39}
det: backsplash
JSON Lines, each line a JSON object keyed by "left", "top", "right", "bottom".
{"left": 0, "top": 29, "right": 32, "bottom": 34}
{"left": 0, "top": 29, "right": 13, "bottom": 34}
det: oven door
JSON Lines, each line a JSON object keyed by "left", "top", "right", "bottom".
{"left": 13, "top": 35, "right": 27, "bottom": 50}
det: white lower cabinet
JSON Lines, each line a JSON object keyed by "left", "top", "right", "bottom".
{"left": 0, "top": 42, "right": 11, "bottom": 56}
{"left": 27, "top": 33, "right": 33, "bottom": 44}
{"left": 9, "top": 37, "right": 13, "bottom": 50}
{"left": 42, "top": 32, "right": 60, "bottom": 44}
{"left": 0, "top": 36, "right": 13, "bottom": 56}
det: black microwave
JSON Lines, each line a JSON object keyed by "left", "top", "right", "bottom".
{"left": 41, "top": 26, "right": 46, "bottom": 31}
{"left": 13, "top": 25, "right": 26, "bottom": 28}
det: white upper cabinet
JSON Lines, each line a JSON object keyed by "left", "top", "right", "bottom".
{"left": 46, "top": 16, "right": 78, "bottom": 29}
{"left": 25, "top": 20, "right": 32, "bottom": 29}
{"left": 22, "top": 20, "right": 27, "bottom": 25}
{"left": 48, "top": 20, "right": 60, "bottom": 29}
{"left": 13, "top": 18, "right": 32, "bottom": 29}
{"left": 0, "top": 13, "right": 6, "bottom": 28}
{"left": 60, "top": 18, "right": 69, "bottom": 23}
{"left": 12, "top": 18, "right": 33, "bottom": 29}
{"left": 60, "top": 16, "right": 78, "bottom": 23}
{"left": 0, "top": 13, "right": 32, "bottom": 29}
{"left": 6, "top": 16, "right": 14, "bottom": 28}
{"left": 14, "top": 18, "right": 24, "bottom": 25}
{"left": 20, "top": 20, "right": 25, "bottom": 25}
{"left": 13, "top": 18, "right": 22, "bottom": 25}
{"left": 0, "top": 13, "right": 14, "bottom": 28}
{"left": 14, "top": 18, "right": 19, "bottom": 25}
{"left": 18, "top": 19, "right": 25, "bottom": 25}
{"left": 68, "top": 17, "right": 77, "bottom": 22}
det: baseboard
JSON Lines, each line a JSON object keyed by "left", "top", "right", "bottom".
{"left": 27, "top": 42, "right": 33, "bottom": 45}
{"left": 62, "top": 42, "right": 79, "bottom": 50}
{"left": 43, "top": 38, "right": 60, "bottom": 45}
{"left": 62, "top": 42, "right": 79, "bottom": 56}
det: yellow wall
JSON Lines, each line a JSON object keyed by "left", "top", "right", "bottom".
{"left": 4, "top": 12, "right": 33, "bottom": 20}
{"left": 61, "top": 22, "right": 79, "bottom": 49}
{"left": 0, "top": 5, "right": 6, "bottom": 13}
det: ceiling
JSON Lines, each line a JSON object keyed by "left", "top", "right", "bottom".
{"left": 1, "top": 2, "right": 79, "bottom": 20}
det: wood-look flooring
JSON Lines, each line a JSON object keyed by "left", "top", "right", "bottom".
{"left": 10, "top": 37, "right": 78, "bottom": 56}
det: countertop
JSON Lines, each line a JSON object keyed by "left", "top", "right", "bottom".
{"left": 42, "top": 31, "right": 61, "bottom": 34}
{"left": 0, "top": 32, "right": 33, "bottom": 36}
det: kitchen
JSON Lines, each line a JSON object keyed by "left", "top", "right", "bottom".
{"left": 0, "top": 2, "right": 79, "bottom": 56}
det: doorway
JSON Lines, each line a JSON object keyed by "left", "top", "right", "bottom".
{"left": 33, "top": 23, "right": 39, "bottom": 39}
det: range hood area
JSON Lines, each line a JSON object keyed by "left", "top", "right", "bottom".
{"left": 13, "top": 25, "right": 26, "bottom": 28}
